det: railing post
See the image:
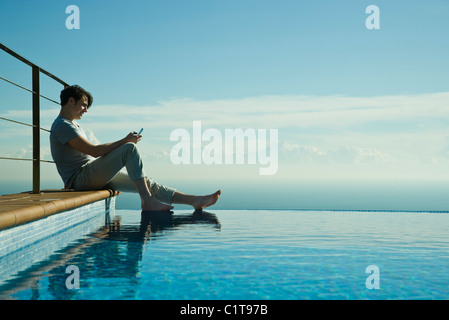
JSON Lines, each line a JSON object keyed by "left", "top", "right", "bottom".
{"left": 32, "top": 66, "right": 40, "bottom": 194}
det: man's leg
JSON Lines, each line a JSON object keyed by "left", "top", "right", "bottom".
{"left": 72, "top": 143, "right": 144, "bottom": 190}
{"left": 106, "top": 172, "right": 176, "bottom": 204}
{"left": 133, "top": 178, "right": 173, "bottom": 211}
{"left": 72, "top": 143, "right": 171, "bottom": 211}
{"left": 172, "top": 190, "right": 221, "bottom": 210}
{"left": 107, "top": 172, "right": 221, "bottom": 210}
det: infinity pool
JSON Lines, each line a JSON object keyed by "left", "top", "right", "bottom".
{"left": 1, "top": 209, "right": 449, "bottom": 300}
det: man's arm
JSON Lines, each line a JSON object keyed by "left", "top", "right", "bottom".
{"left": 68, "top": 132, "right": 141, "bottom": 158}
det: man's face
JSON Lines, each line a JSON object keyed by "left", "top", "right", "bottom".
{"left": 73, "top": 95, "right": 88, "bottom": 120}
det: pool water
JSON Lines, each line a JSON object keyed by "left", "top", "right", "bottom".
{"left": 1, "top": 209, "right": 449, "bottom": 300}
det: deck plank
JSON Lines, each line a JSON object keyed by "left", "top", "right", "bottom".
{"left": 0, "top": 189, "right": 117, "bottom": 230}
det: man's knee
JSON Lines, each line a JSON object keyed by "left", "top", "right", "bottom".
{"left": 121, "top": 142, "right": 137, "bottom": 154}
{"left": 113, "top": 142, "right": 140, "bottom": 164}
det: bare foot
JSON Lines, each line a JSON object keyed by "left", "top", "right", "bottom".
{"left": 141, "top": 197, "right": 174, "bottom": 212}
{"left": 192, "top": 190, "right": 221, "bottom": 210}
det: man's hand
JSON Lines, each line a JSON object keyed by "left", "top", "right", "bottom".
{"left": 125, "top": 132, "right": 142, "bottom": 144}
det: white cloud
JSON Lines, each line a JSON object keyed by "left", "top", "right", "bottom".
{"left": 3, "top": 91, "right": 449, "bottom": 182}
{"left": 281, "top": 142, "right": 392, "bottom": 165}
{"left": 7, "top": 91, "right": 449, "bottom": 133}
{"left": 73, "top": 92, "right": 449, "bottom": 134}
{"left": 330, "top": 146, "right": 392, "bottom": 165}
{"left": 84, "top": 128, "right": 100, "bottom": 145}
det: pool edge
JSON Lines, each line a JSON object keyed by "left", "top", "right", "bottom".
{"left": 0, "top": 189, "right": 118, "bottom": 230}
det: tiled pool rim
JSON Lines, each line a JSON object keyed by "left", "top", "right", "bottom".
{"left": 0, "top": 190, "right": 117, "bottom": 288}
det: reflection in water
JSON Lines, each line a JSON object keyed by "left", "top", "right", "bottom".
{"left": 98, "top": 210, "right": 221, "bottom": 242}
{"left": 2, "top": 210, "right": 220, "bottom": 300}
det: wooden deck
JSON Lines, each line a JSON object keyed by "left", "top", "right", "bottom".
{"left": 0, "top": 189, "right": 118, "bottom": 230}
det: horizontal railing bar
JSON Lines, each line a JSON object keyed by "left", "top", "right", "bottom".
{"left": 0, "top": 42, "right": 69, "bottom": 88}
{"left": 0, "top": 43, "right": 36, "bottom": 68}
{"left": 40, "top": 160, "right": 55, "bottom": 163}
{"left": 0, "top": 75, "right": 60, "bottom": 105}
{"left": 0, "top": 157, "right": 55, "bottom": 163}
{"left": 0, "top": 75, "right": 32, "bottom": 93}
{"left": 40, "top": 69, "right": 69, "bottom": 87}
{"left": 0, "top": 116, "right": 51, "bottom": 133}
{"left": 1, "top": 42, "right": 68, "bottom": 193}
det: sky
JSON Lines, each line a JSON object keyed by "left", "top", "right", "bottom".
{"left": 1, "top": 0, "right": 449, "bottom": 210}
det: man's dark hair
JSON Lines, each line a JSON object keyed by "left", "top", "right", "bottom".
{"left": 60, "top": 85, "right": 93, "bottom": 107}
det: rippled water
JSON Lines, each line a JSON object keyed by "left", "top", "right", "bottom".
{"left": 1, "top": 209, "right": 449, "bottom": 299}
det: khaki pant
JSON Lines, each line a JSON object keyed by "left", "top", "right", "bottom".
{"left": 71, "top": 143, "right": 176, "bottom": 204}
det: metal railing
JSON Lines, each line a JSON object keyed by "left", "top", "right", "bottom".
{"left": 0, "top": 42, "right": 69, "bottom": 193}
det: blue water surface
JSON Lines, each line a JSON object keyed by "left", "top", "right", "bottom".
{"left": 1, "top": 209, "right": 449, "bottom": 300}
